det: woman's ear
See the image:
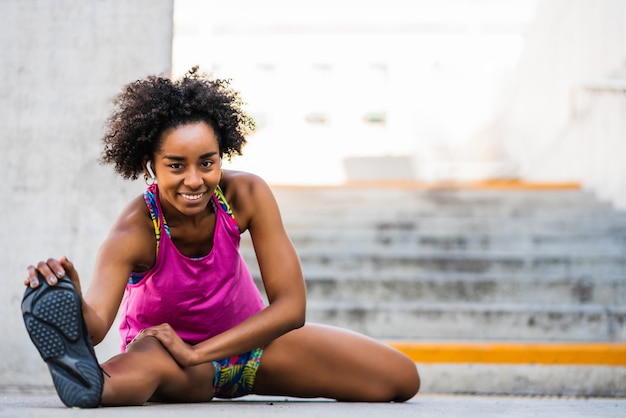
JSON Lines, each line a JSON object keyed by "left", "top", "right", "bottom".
{"left": 143, "top": 159, "right": 157, "bottom": 186}
{"left": 146, "top": 160, "right": 156, "bottom": 179}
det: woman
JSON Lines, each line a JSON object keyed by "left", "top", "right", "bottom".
{"left": 21, "top": 67, "right": 420, "bottom": 408}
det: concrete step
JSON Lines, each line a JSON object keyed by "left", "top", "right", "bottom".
{"left": 417, "top": 362, "right": 626, "bottom": 397}
{"left": 282, "top": 196, "right": 626, "bottom": 211}
{"left": 251, "top": 274, "right": 625, "bottom": 306}
{"left": 241, "top": 237, "right": 626, "bottom": 278}
{"left": 244, "top": 186, "right": 626, "bottom": 345}
{"left": 244, "top": 232, "right": 626, "bottom": 256}
{"left": 305, "top": 301, "right": 626, "bottom": 341}
{"left": 272, "top": 188, "right": 618, "bottom": 216}
{"left": 398, "top": 340, "right": 626, "bottom": 397}
{"left": 290, "top": 251, "right": 625, "bottom": 276}
{"left": 280, "top": 214, "right": 626, "bottom": 236}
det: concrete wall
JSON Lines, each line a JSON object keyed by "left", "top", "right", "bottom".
{"left": 496, "top": 0, "right": 626, "bottom": 208}
{"left": 0, "top": 0, "right": 173, "bottom": 391}
{"left": 576, "top": 83, "right": 626, "bottom": 209}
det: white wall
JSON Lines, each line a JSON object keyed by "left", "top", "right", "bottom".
{"left": 574, "top": 82, "right": 626, "bottom": 209}
{"left": 173, "top": 0, "right": 537, "bottom": 184}
{"left": 496, "top": 0, "right": 626, "bottom": 208}
{"left": 174, "top": 0, "right": 626, "bottom": 210}
{"left": 0, "top": 0, "right": 173, "bottom": 390}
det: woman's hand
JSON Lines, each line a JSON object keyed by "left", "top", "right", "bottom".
{"left": 24, "top": 256, "right": 83, "bottom": 296}
{"left": 133, "top": 323, "right": 197, "bottom": 367}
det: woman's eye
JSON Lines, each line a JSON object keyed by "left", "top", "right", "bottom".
{"left": 169, "top": 163, "right": 182, "bottom": 169}
{"left": 201, "top": 161, "right": 213, "bottom": 168}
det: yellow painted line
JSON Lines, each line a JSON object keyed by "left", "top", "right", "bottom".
{"left": 461, "top": 180, "right": 581, "bottom": 190}
{"left": 272, "top": 180, "right": 581, "bottom": 191}
{"left": 387, "top": 342, "right": 626, "bottom": 366}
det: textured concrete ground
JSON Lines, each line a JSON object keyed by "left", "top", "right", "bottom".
{"left": 1, "top": 393, "right": 625, "bottom": 418}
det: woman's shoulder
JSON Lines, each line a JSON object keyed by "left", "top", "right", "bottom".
{"left": 100, "top": 193, "right": 156, "bottom": 269}
{"left": 220, "top": 169, "right": 271, "bottom": 198}
{"left": 112, "top": 193, "right": 152, "bottom": 232}
{"left": 220, "top": 170, "right": 278, "bottom": 231}
{"left": 105, "top": 193, "right": 154, "bottom": 249}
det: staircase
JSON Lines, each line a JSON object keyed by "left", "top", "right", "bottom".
{"left": 240, "top": 183, "right": 626, "bottom": 396}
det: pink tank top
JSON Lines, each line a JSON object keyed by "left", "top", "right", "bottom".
{"left": 118, "top": 183, "right": 265, "bottom": 351}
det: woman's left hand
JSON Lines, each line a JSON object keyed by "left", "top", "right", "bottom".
{"left": 133, "top": 323, "right": 197, "bottom": 367}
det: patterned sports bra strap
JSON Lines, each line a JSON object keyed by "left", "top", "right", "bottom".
{"left": 214, "top": 185, "right": 239, "bottom": 229}
{"left": 144, "top": 183, "right": 163, "bottom": 245}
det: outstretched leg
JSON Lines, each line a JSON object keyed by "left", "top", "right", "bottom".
{"left": 100, "top": 336, "right": 216, "bottom": 405}
{"left": 253, "top": 323, "right": 420, "bottom": 402}
{"left": 21, "top": 274, "right": 215, "bottom": 407}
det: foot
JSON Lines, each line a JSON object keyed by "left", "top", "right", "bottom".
{"left": 21, "top": 274, "right": 103, "bottom": 408}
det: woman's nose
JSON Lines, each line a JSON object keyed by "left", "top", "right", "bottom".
{"left": 184, "top": 168, "right": 203, "bottom": 187}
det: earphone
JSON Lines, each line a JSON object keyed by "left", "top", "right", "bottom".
{"left": 146, "top": 160, "right": 156, "bottom": 179}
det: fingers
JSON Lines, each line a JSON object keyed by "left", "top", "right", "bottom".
{"left": 60, "top": 255, "right": 75, "bottom": 278}
{"left": 25, "top": 265, "right": 40, "bottom": 288}
{"left": 140, "top": 324, "right": 170, "bottom": 337}
{"left": 25, "top": 257, "right": 69, "bottom": 288}
{"left": 128, "top": 327, "right": 161, "bottom": 349}
{"left": 131, "top": 324, "right": 173, "bottom": 344}
{"left": 129, "top": 329, "right": 147, "bottom": 346}
{"left": 59, "top": 255, "right": 82, "bottom": 292}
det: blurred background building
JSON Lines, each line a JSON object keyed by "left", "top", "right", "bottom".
{"left": 174, "top": 0, "right": 626, "bottom": 209}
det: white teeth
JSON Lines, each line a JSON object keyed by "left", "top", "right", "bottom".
{"left": 182, "top": 193, "right": 203, "bottom": 200}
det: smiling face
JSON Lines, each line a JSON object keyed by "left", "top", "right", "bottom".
{"left": 151, "top": 121, "right": 222, "bottom": 220}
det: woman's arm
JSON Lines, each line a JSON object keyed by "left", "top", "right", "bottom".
{"left": 23, "top": 195, "right": 155, "bottom": 346}
{"left": 83, "top": 195, "right": 157, "bottom": 345}
{"left": 238, "top": 171, "right": 307, "bottom": 330}
{"left": 139, "top": 171, "right": 306, "bottom": 366}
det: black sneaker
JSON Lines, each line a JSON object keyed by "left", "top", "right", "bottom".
{"left": 21, "top": 274, "right": 103, "bottom": 408}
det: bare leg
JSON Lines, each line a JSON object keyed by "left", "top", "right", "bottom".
{"left": 253, "top": 324, "right": 420, "bottom": 402}
{"left": 99, "top": 337, "right": 215, "bottom": 405}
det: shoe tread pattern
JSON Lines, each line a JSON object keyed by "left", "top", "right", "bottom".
{"left": 24, "top": 316, "right": 65, "bottom": 359}
{"left": 30, "top": 290, "right": 80, "bottom": 358}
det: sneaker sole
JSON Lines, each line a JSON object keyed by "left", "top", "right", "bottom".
{"left": 21, "top": 274, "right": 103, "bottom": 408}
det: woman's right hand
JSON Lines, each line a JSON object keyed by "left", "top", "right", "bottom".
{"left": 24, "top": 256, "right": 83, "bottom": 296}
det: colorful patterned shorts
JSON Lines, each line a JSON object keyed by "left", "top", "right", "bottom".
{"left": 212, "top": 348, "right": 263, "bottom": 398}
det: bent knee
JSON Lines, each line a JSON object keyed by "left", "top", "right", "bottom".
{"left": 124, "top": 336, "right": 181, "bottom": 368}
{"left": 127, "top": 335, "right": 167, "bottom": 354}
{"left": 385, "top": 357, "right": 420, "bottom": 402}
{"left": 394, "top": 363, "right": 420, "bottom": 402}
